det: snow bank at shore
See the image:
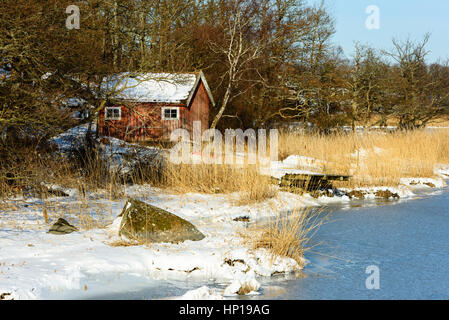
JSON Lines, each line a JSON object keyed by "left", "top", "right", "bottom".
{"left": 0, "top": 187, "right": 308, "bottom": 300}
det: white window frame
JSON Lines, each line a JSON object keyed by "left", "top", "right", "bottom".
{"left": 105, "top": 107, "right": 121, "bottom": 120}
{"left": 161, "top": 107, "right": 179, "bottom": 120}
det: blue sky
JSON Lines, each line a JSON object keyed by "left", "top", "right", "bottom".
{"left": 306, "top": 0, "right": 449, "bottom": 63}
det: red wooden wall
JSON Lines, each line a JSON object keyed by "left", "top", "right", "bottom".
{"left": 98, "top": 79, "right": 211, "bottom": 142}
{"left": 189, "top": 81, "right": 210, "bottom": 133}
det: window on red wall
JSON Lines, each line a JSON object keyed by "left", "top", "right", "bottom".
{"left": 162, "top": 107, "right": 179, "bottom": 120}
{"left": 105, "top": 107, "right": 121, "bottom": 120}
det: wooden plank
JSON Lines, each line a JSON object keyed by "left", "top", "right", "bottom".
{"left": 279, "top": 173, "right": 352, "bottom": 191}
{"left": 281, "top": 173, "right": 351, "bottom": 181}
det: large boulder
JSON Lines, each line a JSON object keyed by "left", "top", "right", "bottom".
{"left": 48, "top": 218, "right": 79, "bottom": 235}
{"left": 118, "top": 199, "right": 205, "bottom": 243}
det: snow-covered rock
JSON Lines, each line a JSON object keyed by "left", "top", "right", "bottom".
{"left": 178, "top": 286, "right": 224, "bottom": 300}
{"left": 223, "top": 278, "right": 260, "bottom": 296}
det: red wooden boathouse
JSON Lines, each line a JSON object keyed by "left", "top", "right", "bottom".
{"left": 98, "top": 71, "right": 215, "bottom": 142}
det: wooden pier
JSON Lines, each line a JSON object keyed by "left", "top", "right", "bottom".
{"left": 276, "top": 173, "right": 352, "bottom": 191}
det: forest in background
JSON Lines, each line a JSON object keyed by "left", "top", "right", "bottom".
{"left": 1, "top": 0, "right": 449, "bottom": 145}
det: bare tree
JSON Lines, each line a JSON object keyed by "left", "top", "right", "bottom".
{"left": 345, "top": 44, "right": 385, "bottom": 130}
{"left": 382, "top": 34, "right": 449, "bottom": 129}
{"left": 209, "top": 6, "right": 262, "bottom": 130}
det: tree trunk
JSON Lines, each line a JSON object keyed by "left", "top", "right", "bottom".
{"left": 112, "top": 0, "right": 119, "bottom": 68}
{"left": 210, "top": 79, "right": 232, "bottom": 130}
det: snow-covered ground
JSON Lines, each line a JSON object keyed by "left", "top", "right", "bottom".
{"left": 0, "top": 186, "right": 313, "bottom": 300}
{"left": 1, "top": 176, "right": 446, "bottom": 300}
{"left": 1, "top": 124, "right": 447, "bottom": 300}
{"left": 49, "top": 123, "right": 163, "bottom": 175}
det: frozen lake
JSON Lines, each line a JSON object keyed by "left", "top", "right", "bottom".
{"left": 257, "top": 188, "right": 449, "bottom": 300}
{"left": 42, "top": 187, "right": 449, "bottom": 300}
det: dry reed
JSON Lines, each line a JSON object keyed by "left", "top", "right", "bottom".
{"left": 277, "top": 129, "right": 449, "bottom": 187}
{"left": 149, "top": 162, "right": 277, "bottom": 205}
{"left": 244, "top": 205, "right": 324, "bottom": 268}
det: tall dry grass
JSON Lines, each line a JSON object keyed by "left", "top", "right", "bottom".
{"left": 278, "top": 129, "right": 449, "bottom": 187}
{"left": 0, "top": 140, "right": 124, "bottom": 231}
{"left": 147, "top": 162, "right": 277, "bottom": 205}
{"left": 243, "top": 205, "right": 324, "bottom": 268}
{"left": 3, "top": 128, "right": 449, "bottom": 228}
{"left": 0, "top": 138, "right": 278, "bottom": 232}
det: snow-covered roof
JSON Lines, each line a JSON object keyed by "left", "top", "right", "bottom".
{"left": 101, "top": 71, "right": 215, "bottom": 106}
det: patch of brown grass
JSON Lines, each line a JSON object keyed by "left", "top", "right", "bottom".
{"left": 237, "top": 282, "right": 259, "bottom": 295}
{"left": 244, "top": 205, "right": 324, "bottom": 268}
{"left": 0, "top": 143, "right": 123, "bottom": 231}
{"left": 107, "top": 239, "right": 146, "bottom": 247}
{"left": 150, "top": 162, "right": 277, "bottom": 205}
{"left": 278, "top": 129, "right": 449, "bottom": 187}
